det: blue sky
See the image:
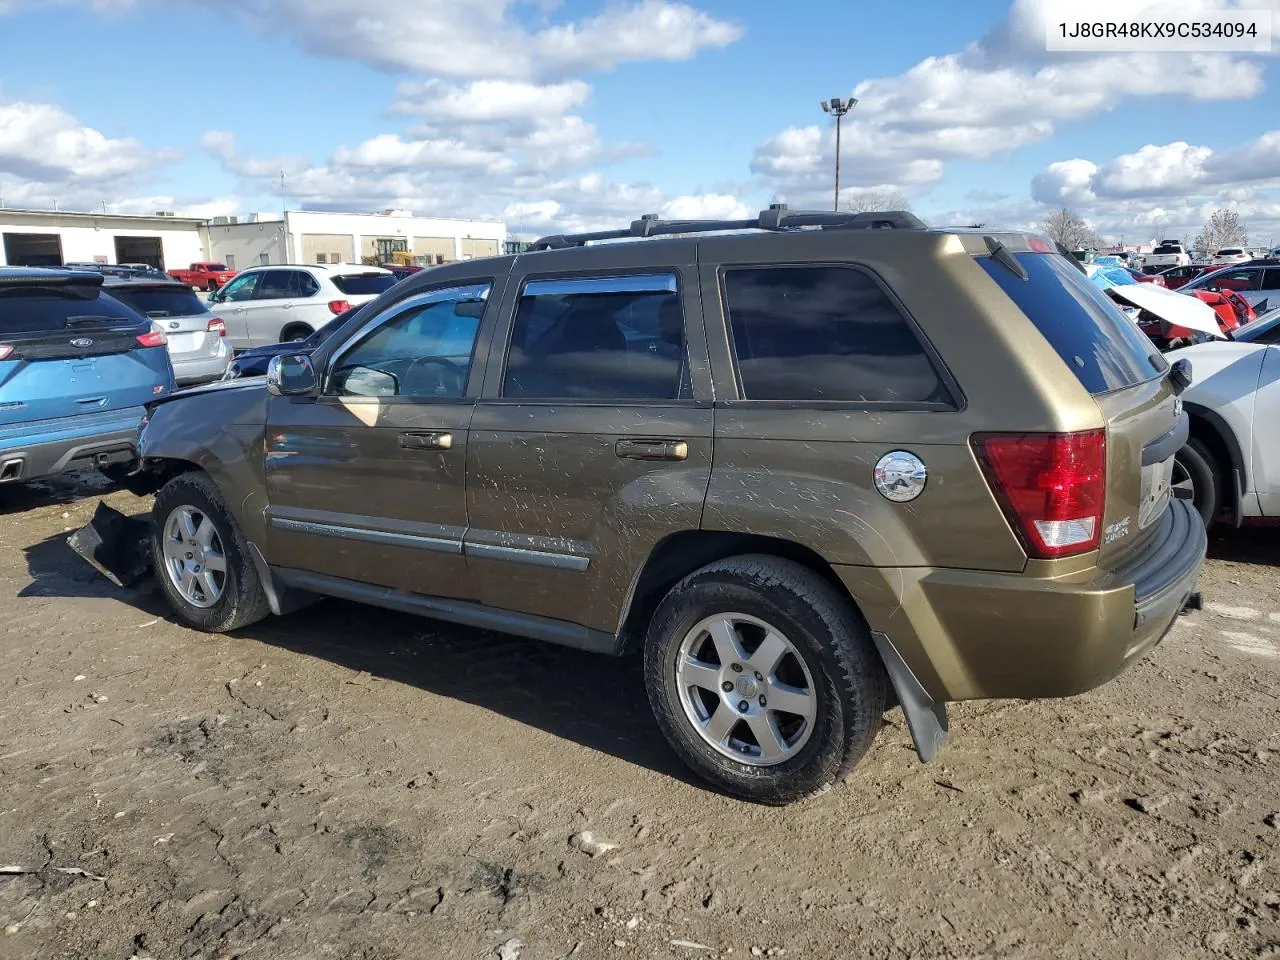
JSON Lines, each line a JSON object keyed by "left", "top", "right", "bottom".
{"left": 1, "top": 0, "right": 1278, "bottom": 244}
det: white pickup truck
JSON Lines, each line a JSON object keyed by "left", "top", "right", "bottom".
{"left": 1142, "top": 240, "right": 1192, "bottom": 273}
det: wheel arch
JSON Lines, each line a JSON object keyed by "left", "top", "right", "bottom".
{"left": 1183, "top": 401, "right": 1246, "bottom": 523}
{"left": 279, "top": 321, "right": 314, "bottom": 342}
{"left": 616, "top": 530, "right": 852, "bottom": 655}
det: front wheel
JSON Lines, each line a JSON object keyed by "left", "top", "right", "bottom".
{"left": 1173, "top": 437, "right": 1221, "bottom": 529}
{"left": 643, "top": 555, "right": 887, "bottom": 805}
{"left": 150, "top": 471, "right": 271, "bottom": 632}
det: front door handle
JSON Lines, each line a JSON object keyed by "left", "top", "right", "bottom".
{"left": 399, "top": 431, "right": 453, "bottom": 451}
{"left": 615, "top": 438, "right": 688, "bottom": 462}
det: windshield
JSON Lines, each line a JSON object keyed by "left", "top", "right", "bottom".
{"left": 329, "top": 273, "right": 399, "bottom": 296}
{"left": 204, "top": 263, "right": 227, "bottom": 271}
{"left": 979, "top": 252, "right": 1165, "bottom": 395}
{"left": 1235, "top": 307, "right": 1280, "bottom": 343}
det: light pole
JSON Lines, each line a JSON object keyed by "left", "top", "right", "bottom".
{"left": 821, "top": 96, "right": 857, "bottom": 211}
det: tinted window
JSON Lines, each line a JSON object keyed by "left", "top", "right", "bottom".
{"left": 1260, "top": 269, "right": 1280, "bottom": 291}
{"left": 502, "top": 274, "right": 686, "bottom": 400}
{"left": 979, "top": 253, "right": 1164, "bottom": 395}
{"left": 0, "top": 288, "right": 144, "bottom": 333}
{"left": 256, "top": 270, "right": 318, "bottom": 299}
{"left": 329, "top": 273, "right": 399, "bottom": 296}
{"left": 721, "top": 266, "right": 949, "bottom": 404}
{"left": 205, "top": 263, "right": 227, "bottom": 271}
{"left": 1154, "top": 244, "right": 1183, "bottom": 254}
{"left": 329, "top": 283, "right": 489, "bottom": 398}
{"left": 108, "top": 286, "right": 208, "bottom": 317}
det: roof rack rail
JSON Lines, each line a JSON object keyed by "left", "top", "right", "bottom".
{"left": 528, "top": 204, "right": 927, "bottom": 251}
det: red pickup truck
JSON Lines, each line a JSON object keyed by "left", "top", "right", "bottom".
{"left": 169, "top": 262, "right": 237, "bottom": 291}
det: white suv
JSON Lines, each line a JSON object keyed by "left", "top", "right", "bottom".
{"left": 208, "top": 264, "right": 400, "bottom": 350}
{"left": 1212, "top": 248, "right": 1251, "bottom": 265}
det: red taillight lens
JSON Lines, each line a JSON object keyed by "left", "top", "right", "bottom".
{"left": 0, "top": 344, "right": 12, "bottom": 361}
{"left": 328, "top": 300, "right": 352, "bottom": 316}
{"left": 207, "top": 317, "right": 226, "bottom": 336}
{"left": 972, "top": 430, "right": 1106, "bottom": 559}
{"left": 136, "top": 330, "right": 168, "bottom": 348}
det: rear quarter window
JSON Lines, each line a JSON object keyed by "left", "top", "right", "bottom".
{"left": 330, "top": 273, "right": 399, "bottom": 296}
{"left": 978, "top": 253, "right": 1165, "bottom": 396}
{"left": 0, "top": 289, "right": 144, "bottom": 334}
{"left": 721, "top": 265, "right": 953, "bottom": 405}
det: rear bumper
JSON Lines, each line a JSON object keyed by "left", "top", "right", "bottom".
{"left": 172, "top": 342, "right": 232, "bottom": 385}
{"left": 836, "top": 498, "right": 1207, "bottom": 702}
{"left": 0, "top": 407, "right": 145, "bottom": 483}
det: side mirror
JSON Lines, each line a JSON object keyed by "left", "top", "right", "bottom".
{"left": 267, "top": 354, "right": 318, "bottom": 397}
{"left": 1169, "top": 357, "right": 1193, "bottom": 396}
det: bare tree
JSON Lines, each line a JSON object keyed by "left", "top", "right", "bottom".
{"left": 1194, "top": 208, "right": 1248, "bottom": 254}
{"left": 842, "top": 188, "right": 911, "bottom": 213}
{"left": 1041, "top": 207, "right": 1098, "bottom": 250}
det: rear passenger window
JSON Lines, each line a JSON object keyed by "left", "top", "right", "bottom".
{"left": 721, "top": 266, "right": 951, "bottom": 404}
{"left": 503, "top": 274, "right": 688, "bottom": 400}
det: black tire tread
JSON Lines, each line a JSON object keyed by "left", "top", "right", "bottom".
{"left": 1178, "top": 437, "right": 1221, "bottom": 528}
{"left": 643, "top": 554, "right": 887, "bottom": 805}
{"left": 151, "top": 471, "right": 271, "bottom": 633}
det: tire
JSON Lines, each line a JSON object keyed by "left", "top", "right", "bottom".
{"left": 1173, "top": 437, "right": 1221, "bottom": 529}
{"left": 280, "top": 324, "right": 313, "bottom": 343}
{"left": 643, "top": 555, "right": 887, "bottom": 805}
{"left": 206, "top": 280, "right": 220, "bottom": 293}
{"left": 150, "top": 471, "right": 271, "bottom": 632}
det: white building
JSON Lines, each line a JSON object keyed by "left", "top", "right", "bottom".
{"left": 205, "top": 209, "right": 507, "bottom": 272}
{"left": 0, "top": 208, "right": 206, "bottom": 269}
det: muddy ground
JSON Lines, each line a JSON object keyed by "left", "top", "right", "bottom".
{"left": 1, "top": 473, "right": 1278, "bottom": 960}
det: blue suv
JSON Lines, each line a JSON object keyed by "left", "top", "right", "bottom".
{"left": 0, "top": 267, "right": 175, "bottom": 484}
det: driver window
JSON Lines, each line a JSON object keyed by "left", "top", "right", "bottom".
{"left": 220, "top": 273, "right": 259, "bottom": 302}
{"left": 327, "top": 282, "right": 490, "bottom": 399}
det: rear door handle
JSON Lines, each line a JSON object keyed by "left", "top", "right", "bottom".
{"left": 615, "top": 438, "right": 688, "bottom": 462}
{"left": 399, "top": 431, "right": 453, "bottom": 451}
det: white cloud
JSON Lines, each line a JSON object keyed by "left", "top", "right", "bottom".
{"left": 391, "top": 79, "right": 592, "bottom": 123}
{"left": 14, "top": 0, "right": 742, "bottom": 80}
{"left": 659, "top": 194, "right": 752, "bottom": 221}
{"left": 751, "top": 0, "right": 1274, "bottom": 205}
{"left": 0, "top": 100, "right": 160, "bottom": 183}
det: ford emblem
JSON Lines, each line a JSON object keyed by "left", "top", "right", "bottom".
{"left": 70, "top": 337, "right": 94, "bottom": 348}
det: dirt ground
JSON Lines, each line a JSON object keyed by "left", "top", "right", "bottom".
{"left": 1, "top": 473, "right": 1278, "bottom": 960}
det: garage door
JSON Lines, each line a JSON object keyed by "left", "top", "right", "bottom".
{"left": 113, "top": 236, "right": 164, "bottom": 269}
{"left": 3, "top": 233, "right": 63, "bottom": 267}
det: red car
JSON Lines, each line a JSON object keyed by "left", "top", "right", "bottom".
{"left": 168, "top": 262, "right": 237, "bottom": 292}
{"left": 1138, "top": 288, "right": 1256, "bottom": 349}
{"left": 1156, "top": 264, "right": 1212, "bottom": 290}
{"left": 1128, "top": 268, "right": 1166, "bottom": 287}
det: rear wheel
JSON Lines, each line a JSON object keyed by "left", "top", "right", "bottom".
{"left": 280, "top": 324, "right": 313, "bottom": 343}
{"left": 643, "top": 555, "right": 887, "bottom": 805}
{"left": 150, "top": 471, "right": 270, "bottom": 632}
{"left": 206, "top": 280, "right": 220, "bottom": 293}
{"left": 1173, "top": 437, "right": 1221, "bottom": 528}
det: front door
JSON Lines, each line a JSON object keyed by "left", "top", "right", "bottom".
{"left": 464, "top": 249, "right": 713, "bottom": 636}
{"left": 210, "top": 271, "right": 260, "bottom": 346}
{"left": 263, "top": 279, "right": 501, "bottom": 596}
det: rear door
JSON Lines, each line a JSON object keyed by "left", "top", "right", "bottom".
{"left": 1253, "top": 346, "right": 1280, "bottom": 516}
{"left": 978, "top": 252, "right": 1179, "bottom": 567}
{"left": 464, "top": 246, "right": 713, "bottom": 636}
{"left": 242, "top": 269, "right": 308, "bottom": 347}
{"left": 0, "top": 282, "right": 170, "bottom": 425}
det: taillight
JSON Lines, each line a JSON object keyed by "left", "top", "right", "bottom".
{"left": 972, "top": 430, "right": 1106, "bottom": 559}
{"left": 328, "top": 300, "right": 352, "bottom": 316}
{"left": 207, "top": 317, "right": 226, "bottom": 336}
{"left": 0, "top": 344, "right": 12, "bottom": 361}
{"left": 136, "top": 330, "right": 168, "bottom": 348}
